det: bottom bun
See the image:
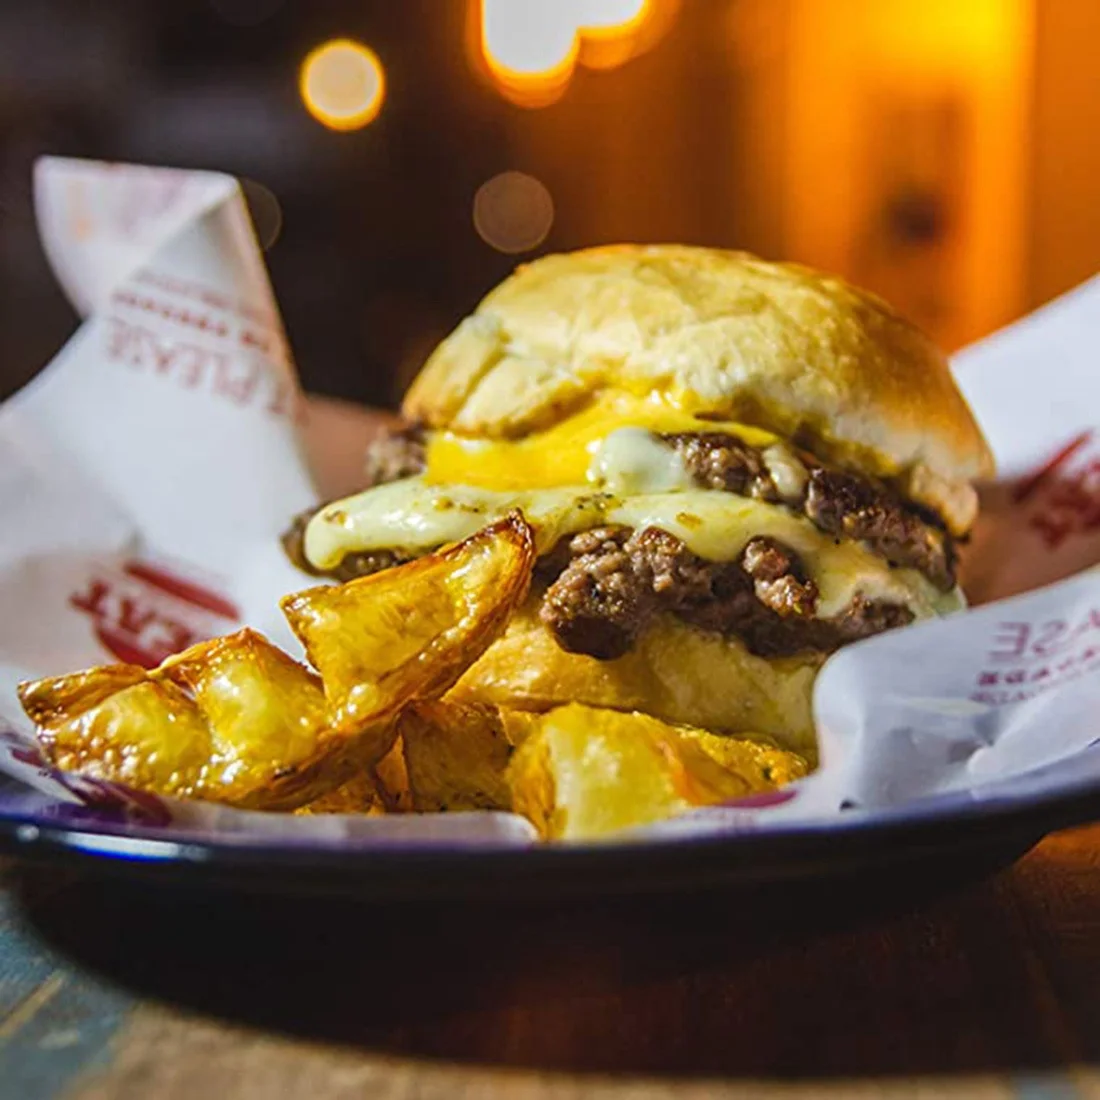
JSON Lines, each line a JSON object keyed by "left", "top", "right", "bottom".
{"left": 448, "top": 596, "right": 823, "bottom": 755}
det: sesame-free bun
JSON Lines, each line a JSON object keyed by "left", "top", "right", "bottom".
{"left": 404, "top": 245, "right": 993, "bottom": 533}
{"left": 446, "top": 594, "right": 823, "bottom": 756}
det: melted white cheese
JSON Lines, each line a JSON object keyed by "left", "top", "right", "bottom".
{"left": 305, "top": 481, "right": 608, "bottom": 564}
{"left": 587, "top": 428, "right": 697, "bottom": 495}
{"left": 304, "top": 477, "right": 963, "bottom": 622}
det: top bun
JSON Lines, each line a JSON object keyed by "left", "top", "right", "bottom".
{"left": 403, "top": 245, "right": 994, "bottom": 533}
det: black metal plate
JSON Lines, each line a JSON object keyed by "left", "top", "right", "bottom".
{"left": 3, "top": 770, "right": 1099, "bottom": 900}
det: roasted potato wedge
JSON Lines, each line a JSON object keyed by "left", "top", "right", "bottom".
{"left": 495, "top": 707, "right": 541, "bottom": 748}
{"left": 294, "top": 769, "right": 385, "bottom": 815}
{"left": 18, "top": 664, "right": 148, "bottom": 728}
{"left": 22, "top": 668, "right": 215, "bottom": 800}
{"left": 371, "top": 737, "right": 414, "bottom": 813}
{"left": 158, "top": 629, "right": 360, "bottom": 809}
{"left": 20, "top": 517, "right": 535, "bottom": 812}
{"left": 281, "top": 514, "right": 535, "bottom": 734}
{"left": 397, "top": 701, "right": 515, "bottom": 812}
{"left": 506, "top": 704, "right": 807, "bottom": 841}
{"left": 675, "top": 724, "right": 810, "bottom": 788}
{"left": 20, "top": 629, "right": 371, "bottom": 809}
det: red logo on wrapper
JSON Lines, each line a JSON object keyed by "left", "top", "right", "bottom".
{"left": 969, "top": 607, "right": 1100, "bottom": 706}
{"left": 69, "top": 560, "right": 239, "bottom": 667}
{"left": 1013, "top": 431, "right": 1100, "bottom": 549}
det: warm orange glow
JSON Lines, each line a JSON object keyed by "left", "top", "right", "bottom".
{"left": 479, "top": 1, "right": 579, "bottom": 108}
{"left": 482, "top": 2, "right": 579, "bottom": 76}
{"left": 299, "top": 39, "right": 385, "bottom": 131}
{"left": 475, "top": 0, "right": 671, "bottom": 107}
{"left": 575, "top": 0, "right": 649, "bottom": 70}
{"left": 781, "top": 0, "right": 1032, "bottom": 349}
{"left": 576, "top": 0, "right": 648, "bottom": 35}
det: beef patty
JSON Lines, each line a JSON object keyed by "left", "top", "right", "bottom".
{"left": 664, "top": 433, "right": 955, "bottom": 590}
{"left": 539, "top": 526, "right": 913, "bottom": 660}
{"left": 362, "top": 423, "right": 426, "bottom": 486}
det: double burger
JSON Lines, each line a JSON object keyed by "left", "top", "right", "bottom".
{"left": 284, "top": 245, "right": 993, "bottom": 755}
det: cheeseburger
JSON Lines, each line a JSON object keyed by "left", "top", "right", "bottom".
{"left": 284, "top": 246, "right": 993, "bottom": 754}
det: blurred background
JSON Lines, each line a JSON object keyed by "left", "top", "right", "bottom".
{"left": 0, "top": 0, "right": 1097, "bottom": 408}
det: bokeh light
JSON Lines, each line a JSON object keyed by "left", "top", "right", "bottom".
{"left": 579, "top": 0, "right": 681, "bottom": 70}
{"left": 475, "top": 0, "right": 671, "bottom": 108}
{"left": 479, "top": 1, "right": 579, "bottom": 108}
{"left": 473, "top": 171, "right": 554, "bottom": 253}
{"left": 299, "top": 39, "right": 385, "bottom": 131}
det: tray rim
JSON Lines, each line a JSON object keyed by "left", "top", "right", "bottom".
{"left": 2, "top": 760, "right": 1099, "bottom": 897}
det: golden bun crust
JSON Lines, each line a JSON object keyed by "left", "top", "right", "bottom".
{"left": 446, "top": 595, "right": 822, "bottom": 756}
{"left": 404, "top": 245, "right": 993, "bottom": 533}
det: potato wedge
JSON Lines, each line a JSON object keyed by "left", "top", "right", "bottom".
{"left": 371, "top": 737, "right": 413, "bottom": 813}
{"left": 20, "top": 517, "right": 535, "bottom": 812}
{"left": 507, "top": 704, "right": 807, "bottom": 841}
{"left": 19, "top": 664, "right": 148, "bottom": 728}
{"left": 495, "top": 707, "right": 541, "bottom": 747}
{"left": 20, "top": 629, "right": 370, "bottom": 810}
{"left": 22, "top": 669, "right": 214, "bottom": 800}
{"left": 281, "top": 513, "right": 534, "bottom": 734}
{"left": 158, "top": 629, "right": 359, "bottom": 809}
{"left": 294, "top": 769, "right": 385, "bottom": 815}
{"left": 397, "top": 701, "right": 514, "bottom": 812}
{"left": 675, "top": 725, "right": 810, "bottom": 788}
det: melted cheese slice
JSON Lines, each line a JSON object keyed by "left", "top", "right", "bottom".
{"left": 304, "top": 478, "right": 963, "bottom": 622}
{"left": 424, "top": 392, "right": 778, "bottom": 492}
{"left": 588, "top": 428, "right": 698, "bottom": 495}
{"left": 306, "top": 481, "right": 608, "bottom": 563}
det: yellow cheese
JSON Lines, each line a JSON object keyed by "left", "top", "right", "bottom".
{"left": 423, "top": 391, "right": 778, "bottom": 492}
{"left": 303, "top": 478, "right": 963, "bottom": 622}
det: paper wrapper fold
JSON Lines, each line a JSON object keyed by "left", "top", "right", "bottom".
{"left": 1, "top": 157, "right": 1099, "bottom": 847}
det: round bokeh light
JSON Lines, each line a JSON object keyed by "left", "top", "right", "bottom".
{"left": 299, "top": 39, "right": 385, "bottom": 131}
{"left": 473, "top": 171, "right": 555, "bottom": 254}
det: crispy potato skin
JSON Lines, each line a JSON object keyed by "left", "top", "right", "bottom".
{"left": 159, "top": 630, "right": 348, "bottom": 810}
{"left": 280, "top": 513, "right": 535, "bottom": 736}
{"left": 294, "top": 769, "right": 386, "bottom": 815}
{"left": 18, "top": 518, "right": 537, "bottom": 813}
{"left": 20, "top": 630, "right": 365, "bottom": 810}
{"left": 397, "top": 701, "right": 515, "bottom": 812}
{"left": 370, "top": 738, "right": 414, "bottom": 813}
{"left": 506, "top": 704, "right": 808, "bottom": 841}
{"left": 25, "top": 673, "right": 214, "bottom": 800}
{"left": 673, "top": 724, "right": 809, "bottom": 788}
{"left": 388, "top": 697, "right": 807, "bottom": 839}
{"left": 19, "top": 665, "right": 148, "bottom": 728}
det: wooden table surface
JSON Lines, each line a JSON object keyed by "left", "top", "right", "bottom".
{"left": 3, "top": 824, "right": 1100, "bottom": 1100}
